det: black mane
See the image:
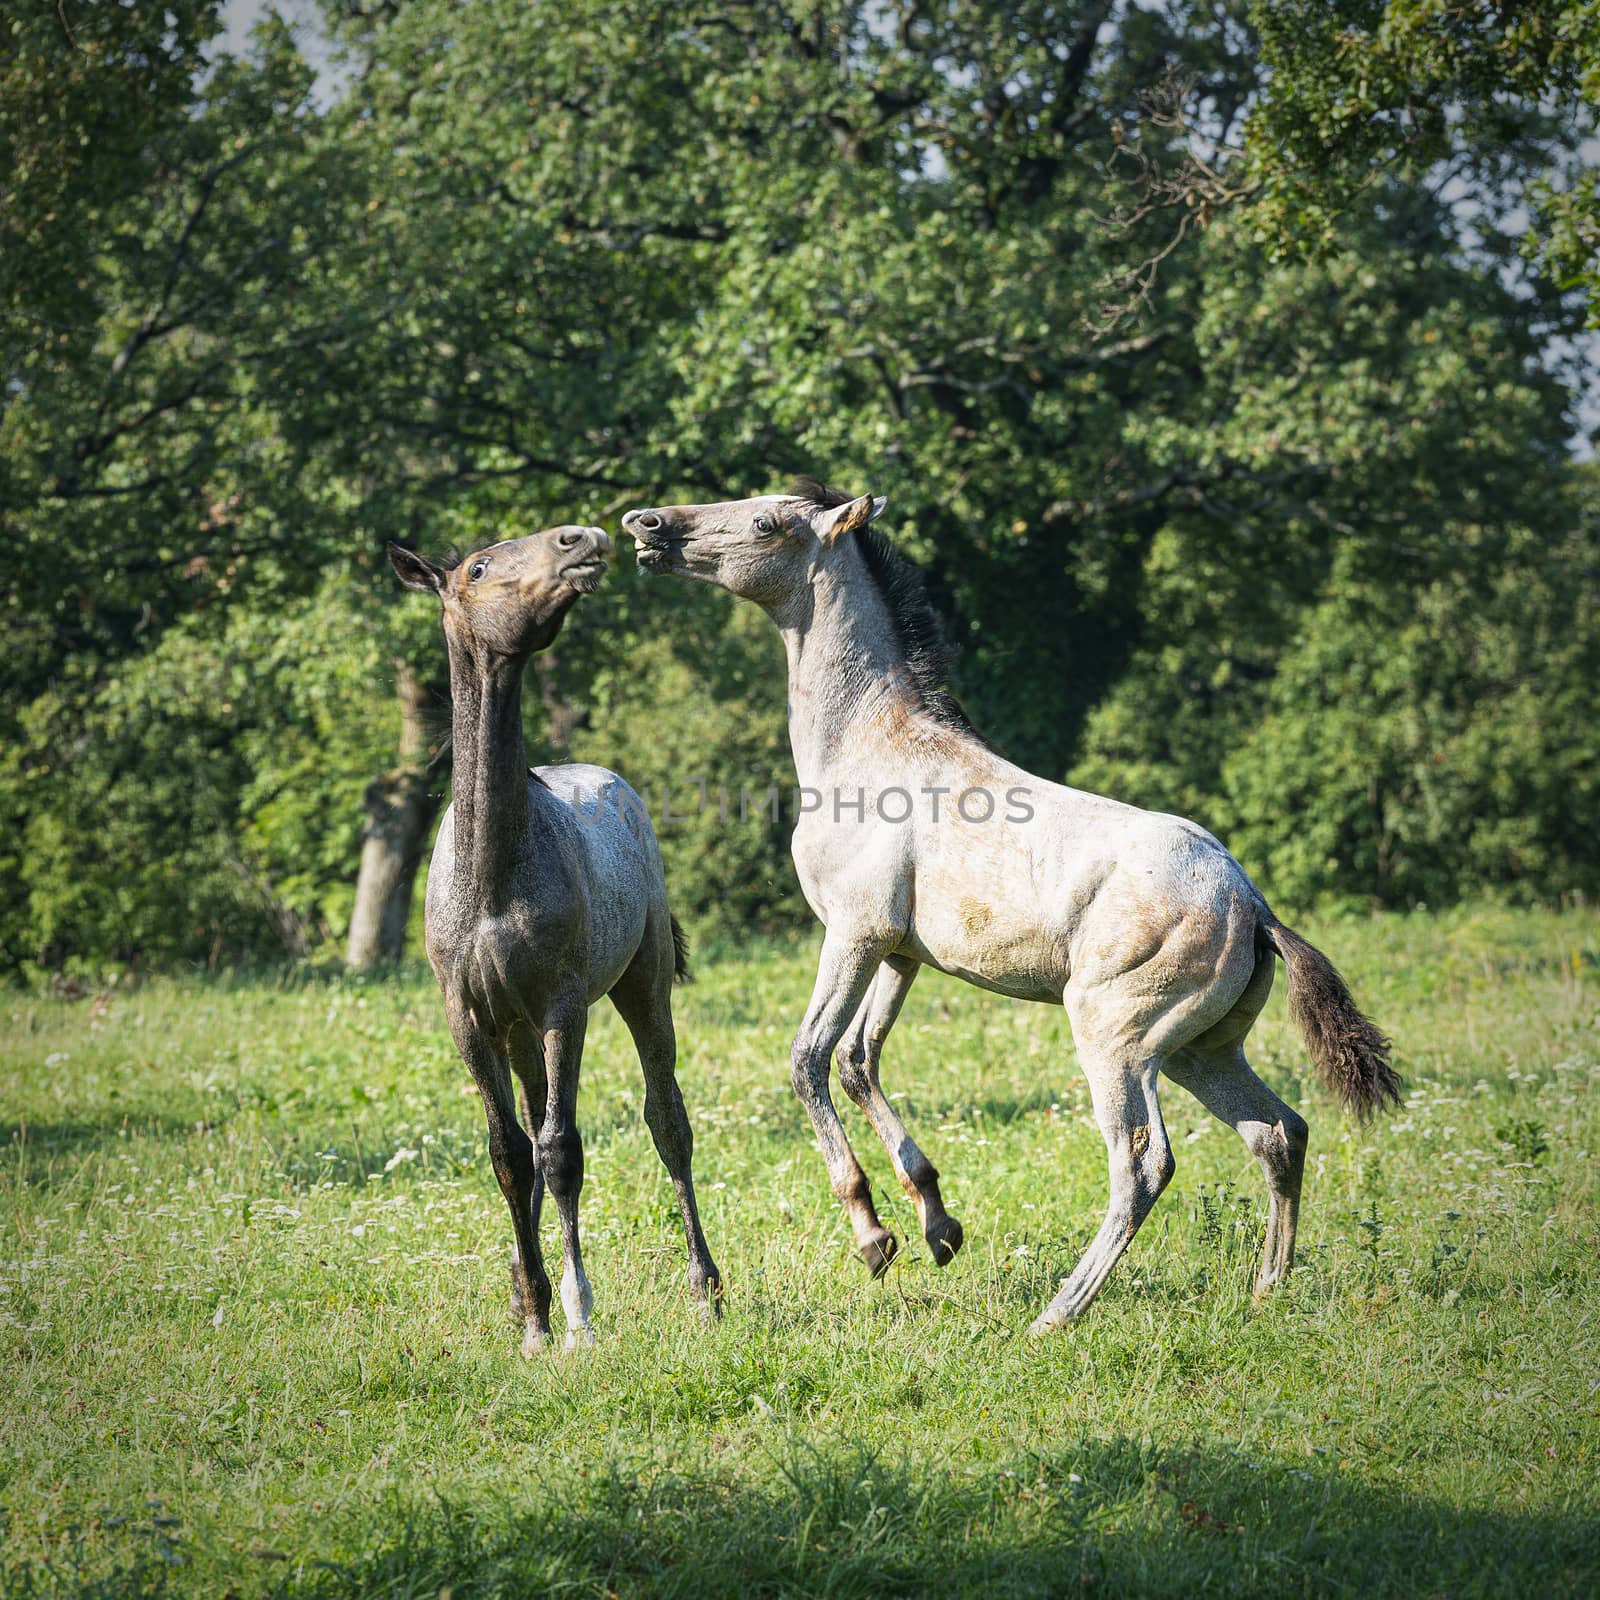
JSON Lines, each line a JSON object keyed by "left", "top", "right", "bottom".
{"left": 787, "top": 478, "right": 987, "bottom": 744}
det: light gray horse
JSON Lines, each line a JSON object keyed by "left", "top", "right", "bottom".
{"left": 621, "top": 481, "right": 1398, "bottom": 1334}
{"left": 389, "top": 525, "right": 720, "bottom": 1355}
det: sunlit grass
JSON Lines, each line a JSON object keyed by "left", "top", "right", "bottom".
{"left": 2, "top": 906, "right": 1597, "bottom": 1596}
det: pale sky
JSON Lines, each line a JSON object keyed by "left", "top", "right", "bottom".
{"left": 218, "top": 0, "right": 329, "bottom": 56}
{"left": 217, "top": 0, "right": 342, "bottom": 102}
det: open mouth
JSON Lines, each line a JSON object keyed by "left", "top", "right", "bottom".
{"left": 633, "top": 541, "right": 677, "bottom": 569}
{"left": 622, "top": 509, "right": 684, "bottom": 570}
{"left": 561, "top": 559, "right": 608, "bottom": 593}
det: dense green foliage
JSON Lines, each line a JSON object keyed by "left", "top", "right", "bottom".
{"left": 2, "top": 1, "right": 1595, "bottom": 977}
{"left": 2, "top": 911, "right": 1597, "bottom": 1594}
{"left": 1239, "top": 1, "right": 1600, "bottom": 322}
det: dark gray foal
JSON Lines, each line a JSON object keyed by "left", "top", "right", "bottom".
{"left": 390, "top": 526, "right": 720, "bottom": 1354}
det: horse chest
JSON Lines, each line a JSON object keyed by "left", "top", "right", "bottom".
{"left": 789, "top": 812, "right": 910, "bottom": 931}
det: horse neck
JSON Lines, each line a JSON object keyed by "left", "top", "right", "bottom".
{"left": 770, "top": 554, "right": 913, "bottom": 788}
{"left": 444, "top": 633, "right": 532, "bottom": 901}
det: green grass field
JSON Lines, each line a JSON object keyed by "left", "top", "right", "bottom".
{"left": 3, "top": 907, "right": 1597, "bottom": 1597}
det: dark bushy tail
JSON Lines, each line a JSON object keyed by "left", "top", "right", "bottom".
{"left": 669, "top": 913, "right": 692, "bottom": 985}
{"left": 1260, "top": 917, "right": 1401, "bottom": 1119}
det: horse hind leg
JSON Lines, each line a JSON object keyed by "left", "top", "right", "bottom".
{"left": 1029, "top": 1045, "right": 1174, "bottom": 1336}
{"left": 836, "top": 957, "right": 964, "bottom": 1265}
{"left": 610, "top": 926, "right": 723, "bottom": 1321}
{"left": 1163, "top": 1044, "right": 1308, "bottom": 1297}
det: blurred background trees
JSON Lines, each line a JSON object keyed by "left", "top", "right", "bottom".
{"left": 3, "top": 0, "right": 1595, "bottom": 980}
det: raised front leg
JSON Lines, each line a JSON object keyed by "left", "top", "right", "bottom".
{"left": 1029, "top": 1043, "right": 1174, "bottom": 1336}
{"left": 836, "top": 957, "right": 964, "bottom": 1265}
{"left": 539, "top": 990, "right": 594, "bottom": 1351}
{"left": 793, "top": 931, "right": 899, "bottom": 1276}
{"left": 447, "top": 1000, "right": 552, "bottom": 1357}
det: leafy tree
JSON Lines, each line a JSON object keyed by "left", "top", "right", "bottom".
{"left": 2, "top": 0, "right": 1594, "bottom": 976}
{"left": 0, "top": 571, "right": 404, "bottom": 972}
{"left": 0, "top": 1, "right": 369, "bottom": 970}
{"left": 1222, "top": 513, "right": 1600, "bottom": 907}
{"left": 1236, "top": 1, "right": 1600, "bottom": 323}
{"left": 1069, "top": 196, "right": 1595, "bottom": 906}
{"left": 1, "top": 4, "right": 354, "bottom": 661}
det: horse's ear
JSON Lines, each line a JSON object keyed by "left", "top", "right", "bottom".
{"left": 388, "top": 542, "right": 445, "bottom": 594}
{"left": 816, "top": 493, "right": 887, "bottom": 543}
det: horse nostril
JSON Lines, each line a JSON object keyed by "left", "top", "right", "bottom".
{"left": 557, "top": 528, "right": 580, "bottom": 550}
{"left": 638, "top": 512, "right": 663, "bottom": 533}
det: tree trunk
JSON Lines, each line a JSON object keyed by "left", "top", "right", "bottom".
{"left": 535, "top": 652, "right": 586, "bottom": 756}
{"left": 347, "top": 660, "right": 443, "bottom": 970}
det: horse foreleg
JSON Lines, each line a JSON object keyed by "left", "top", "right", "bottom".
{"left": 539, "top": 989, "right": 594, "bottom": 1351}
{"left": 448, "top": 1000, "right": 552, "bottom": 1357}
{"left": 836, "top": 957, "right": 964, "bottom": 1265}
{"left": 507, "top": 1024, "right": 548, "bottom": 1323}
{"left": 792, "top": 932, "right": 899, "bottom": 1276}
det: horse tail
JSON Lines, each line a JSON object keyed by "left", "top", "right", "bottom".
{"left": 1258, "top": 916, "right": 1401, "bottom": 1119}
{"left": 670, "top": 914, "right": 692, "bottom": 985}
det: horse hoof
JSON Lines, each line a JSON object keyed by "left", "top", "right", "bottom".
{"left": 925, "top": 1214, "right": 965, "bottom": 1266}
{"left": 1028, "top": 1299, "right": 1077, "bottom": 1338}
{"left": 563, "top": 1326, "right": 597, "bottom": 1354}
{"left": 521, "top": 1324, "right": 552, "bottom": 1359}
{"left": 691, "top": 1263, "right": 724, "bottom": 1315}
{"left": 860, "top": 1231, "right": 899, "bottom": 1278}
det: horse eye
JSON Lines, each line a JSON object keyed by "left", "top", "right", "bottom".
{"left": 469, "top": 559, "right": 488, "bottom": 580}
{"left": 754, "top": 515, "right": 776, "bottom": 536}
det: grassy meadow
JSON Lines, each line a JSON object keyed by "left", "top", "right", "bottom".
{"left": 2, "top": 907, "right": 1597, "bottom": 1597}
